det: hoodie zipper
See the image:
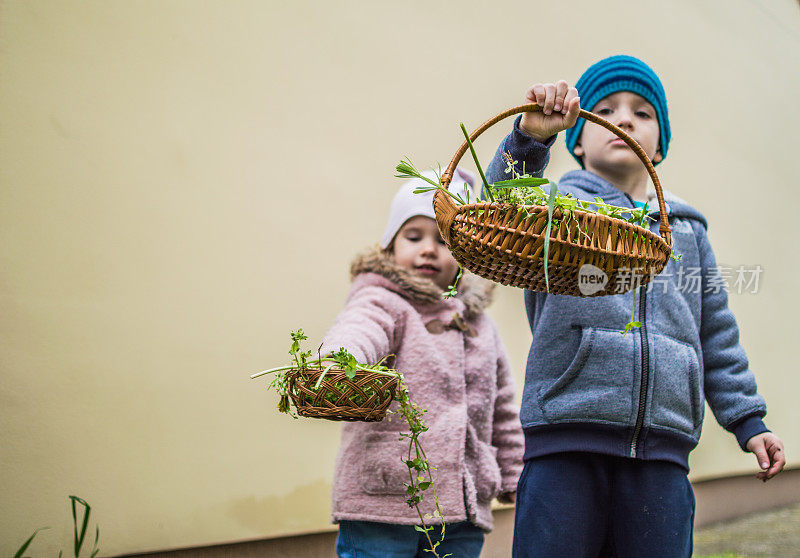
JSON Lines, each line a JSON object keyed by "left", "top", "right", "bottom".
{"left": 615, "top": 189, "right": 657, "bottom": 457}
{"left": 630, "top": 285, "right": 649, "bottom": 458}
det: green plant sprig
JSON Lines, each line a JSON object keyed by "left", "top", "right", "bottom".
{"left": 392, "top": 379, "right": 450, "bottom": 557}
{"left": 395, "top": 158, "right": 466, "bottom": 206}
{"left": 459, "top": 123, "right": 493, "bottom": 202}
{"left": 542, "top": 177, "right": 558, "bottom": 292}
{"left": 14, "top": 496, "right": 99, "bottom": 558}
{"left": 442, "top": 264, "right": 463, "bottom": 300}
{"left": 621, "top": 285, "right": 642, "bottom": 337}
{"left": 252, "top": 330, "right": 449, "bottom": 557}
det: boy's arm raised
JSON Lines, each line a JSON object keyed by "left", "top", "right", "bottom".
{"left": 485, "top": 82, "right": 580, "bottom": 186}
{"left": 520, "top": 81, "right": 581, "bottom": 142}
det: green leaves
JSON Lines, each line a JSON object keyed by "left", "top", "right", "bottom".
{"left": 331, "top": 347, "right": 359, "bottom": 380}
{"left": 289, "top": 329, "right": 308, "bottom": 345}
{"left": 491, "top": 177, "right": 550, "bottom": 188}
{"left": 621, "top": 287, "right": 642, "bottom": 336}
{"left": 396, "top": 157, "right": 440, "bottom": 188}
{"left": 289, "top": 328, "right": 312, "bottom": 370}
{"left": 543, "top": 182, "right": 558, "bottom": 293}
{"left": 395, "top": 381, "right": 446, "bottom": 555}
{"left": 621, "top": 321, "right": 642, "bottom": 337}
{"left": 13, "top": 527, "right": 48, "bottom": 558}
{"left": 69, "top": 496, "right": 99, "bottom": 558}
{"left": 90, "top": 526, "right": 100, "bottom": 558}
{"left": 71, "top": 497, "right": 87, "bottom": 558}
{"left": 14, "top": 497, "right": 99, "bottom": 558}
{"left": 396, "top": 158, "right": 466, "bottom": 205}
{"left": 412, "top": 185, "right": 438, "bottom": 195}
{"left": 277, "top": 394, "right": 291, "bottom": 414}
{"left": 459, "top": 123, "right": 494, "bottom": 201}
{"left": 442, "top": 264, "right": 463, "bottom": 300}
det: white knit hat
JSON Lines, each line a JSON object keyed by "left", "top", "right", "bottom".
{"left": 380, "top": 167, "right": 477, "bottom": 249}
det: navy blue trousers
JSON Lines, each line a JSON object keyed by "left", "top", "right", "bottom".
{"left": 513, "top": 452, "right": 694, "bottom": 558}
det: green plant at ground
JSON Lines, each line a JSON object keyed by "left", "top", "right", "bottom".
{"left": 14, "top": 496, "right": 99, "bottom": 558}
{"left": 251, "top": 330, "right": 450, "bottom": 557}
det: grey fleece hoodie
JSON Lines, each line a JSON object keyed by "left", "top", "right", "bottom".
{"left": 484, "top": 116, "right": 768, "bottom": 470}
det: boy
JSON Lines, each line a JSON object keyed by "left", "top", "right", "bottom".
{"left": 484, "top": 55, "right": 785, "bottom": 557}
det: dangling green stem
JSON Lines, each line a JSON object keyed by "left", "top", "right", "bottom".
{"left": 543, "top": 182, "right": 558, "bottom": 292}
{"left": 621, "top": 287, "right": 642, "bottom": 336}
{"left": 459, "top": 123, "right": 494, "bottom": 202}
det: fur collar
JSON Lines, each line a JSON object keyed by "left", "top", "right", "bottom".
{"left": 350, "top": 246, "right": 495, "bottom": 317}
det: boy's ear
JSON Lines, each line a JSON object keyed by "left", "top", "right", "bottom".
{"left": 573, "top": 143, "right": 584, "bottom": 158}
{"left": 653, "top": 149, "right": 663, "bottom": 164}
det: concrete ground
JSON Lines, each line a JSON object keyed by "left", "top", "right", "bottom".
{"left": 693, "top": 502, "right": 800, "bottom": 557}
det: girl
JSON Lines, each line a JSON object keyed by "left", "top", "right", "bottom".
{"left": 321, "top": 167, "right": 524, "bottom": 558}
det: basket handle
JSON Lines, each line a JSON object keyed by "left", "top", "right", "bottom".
{"left": 437, "top": 104, "right": 672, "bottom": 248}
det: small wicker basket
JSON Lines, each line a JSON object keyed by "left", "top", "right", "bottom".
{"left": 287, "top": 367, "right": 399, "bottom": 422}
{"left": 434, "top": 104, "right": 673, "bottom": 297}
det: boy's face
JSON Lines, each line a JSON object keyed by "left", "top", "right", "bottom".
{"left": 574, "top": 91, "right": 662, "bottom": 174}
{"left": 390, "top": 216, "right": 459, "bottom": 292}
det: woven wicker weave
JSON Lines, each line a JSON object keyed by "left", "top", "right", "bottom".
{"left": 434, "top": 104, "right": 673, "bottom": 297}
{"left": 287, "top": 368, "right": 399, "bottom": 422}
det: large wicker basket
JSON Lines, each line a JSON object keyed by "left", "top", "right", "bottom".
{"left": 434, "top": 104, "right": 673, "bottom": 297}
{"left": 287, "top": 367, "right": 399, "bottom": 422}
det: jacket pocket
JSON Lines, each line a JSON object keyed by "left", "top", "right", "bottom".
{"left": 650, "top": 333, "right": 702, "bottom": 435}
{"left": 360, "top": 434, "right": 408, "bottom": 495}
{"left": 473, "top": 440, "right": 501, "bottom": 502}
{"left": 538, "top": 326, "right": 635, "bottom": 425}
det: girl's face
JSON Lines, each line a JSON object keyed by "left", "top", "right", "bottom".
{"left": 573, "top": 91, "right": 662, "bottom": 174}
{"left": 390, "top": 216, "right": 459, "bottom": 292}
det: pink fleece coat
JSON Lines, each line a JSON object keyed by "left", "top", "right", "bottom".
{"left": 321, "top": 247, "right": 524, "bottom": 532}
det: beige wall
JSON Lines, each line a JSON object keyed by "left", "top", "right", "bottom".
{"left": 1, "top": 0, "right": 798, "bottom": 555}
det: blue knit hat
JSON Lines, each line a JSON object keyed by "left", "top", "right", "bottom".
{"left": 565, "top": 55, "right": 670, "bottom": 166}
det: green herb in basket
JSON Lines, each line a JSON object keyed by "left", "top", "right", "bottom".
{"left": 397, "top": 109, "right": 680, "bottom": 316}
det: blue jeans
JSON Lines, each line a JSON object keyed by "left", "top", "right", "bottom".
{"left": 513, "top": 452, "right": 694, "bottom": 558}
{"left": 336, "top": 520, "right": 485, "bottom": 558}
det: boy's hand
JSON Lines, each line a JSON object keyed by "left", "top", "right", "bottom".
{"left": 520, "top": 80, "right": 581, "bottom": 143}
{"left": 746, "top": 432, "right": 785, "bottom": 481}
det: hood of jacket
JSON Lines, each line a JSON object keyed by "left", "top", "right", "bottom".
{"left": 349, "top": 245, "right": 495, "bottom": 318}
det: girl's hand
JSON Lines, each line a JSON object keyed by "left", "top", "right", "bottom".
{"left": 497, "top": 491, "right": 516, "bottom": 504}
{"left": 746, "top": 432, "right": 786, "bottom": 481}
{"left": 520, "top": 80, "right": 580, "bottom": 143}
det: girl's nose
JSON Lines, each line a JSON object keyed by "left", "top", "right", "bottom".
{"left": 419, "top": 239, "right": 437, "bottom": 256}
